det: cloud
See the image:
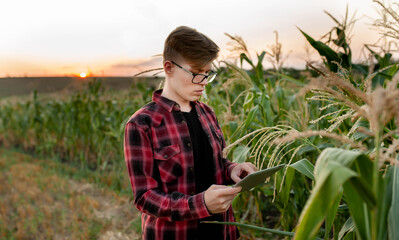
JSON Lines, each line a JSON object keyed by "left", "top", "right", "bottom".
{"left": 110, "top": 58, "right": 161, "bottom": 69}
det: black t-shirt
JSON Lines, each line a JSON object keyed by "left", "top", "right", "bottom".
{"left": 182, "top": 106, "right": 223, "bottom": 239}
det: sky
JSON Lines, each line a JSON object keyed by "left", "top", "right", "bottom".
{"left": 0, "top": 0, "right": 391, "bottom": 77}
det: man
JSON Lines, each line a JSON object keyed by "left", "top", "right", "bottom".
{"left": 124, "top": 26, "right": 257, "bottom": 240}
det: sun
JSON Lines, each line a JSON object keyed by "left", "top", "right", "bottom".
{"left": 79, "top": 72, "right": 87, "bottom": 78}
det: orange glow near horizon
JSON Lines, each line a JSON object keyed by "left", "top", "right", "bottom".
{"left": 79, "top": 72, "right": 87, "bottom": 78}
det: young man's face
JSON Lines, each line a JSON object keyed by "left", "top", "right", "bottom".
{"left": 165, "top": 59, "right": 213, "bottom": 105}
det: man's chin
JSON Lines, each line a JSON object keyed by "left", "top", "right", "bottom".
{"left": 191, "top": 96, "right": 201, "bottom": 101}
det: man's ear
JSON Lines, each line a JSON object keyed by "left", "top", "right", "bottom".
{"left": 163, "top": 61, "right": 174, "bottom": 76}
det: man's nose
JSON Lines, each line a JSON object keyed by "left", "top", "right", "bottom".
{"left": 200, "top": 77, "right": 209, "bottom": 86}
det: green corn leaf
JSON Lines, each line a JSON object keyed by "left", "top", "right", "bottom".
{"left": 259, "top": 92, "right": 275, "bottom": 126}
{"left": 232, "top": 145, "right": 251, "bottom": 163}
{"left": 298, "top": 27, "right": 340, "bottom": 72}
{"left": 347, "top": 154, "right": 376, "bottom": 208}
{"left": 377, "top": 172, "right": 392, "bottom": 240}
{"left": 202, "top": 221, "right": 295, "bottom": 237}
{"left": 295, "top": 161, "right": 357, "bottom": 239}
{"left": 289, "top": 158, "right": 315, "bottom": 181}
{"left": 267, "top": 71, "right": 305, "bottom": 86}
{"left": 350, "top": 118, "right": 371, "bottom": 142}
{"left": 297, "top": 145, "right": 318, "bottom": 156}
{"left": 282, "top": 166, "right": 296, "bottom": 208}
{"left": 352, "top": 64, "right": 368, "bottom": 75}
{"left": 240, "top": 53, "right": 255, "bottom": 69}
{"left": 377, "top": 165, "right": 394, "bottom": 240}
{"left": 343, "top": 232, "right": 356, "bottom": 240}
{"left": 243, "top": 105, "right": 259, "bottom": 130}
{"left": 338, "top": 217, "right": 355, "bottom": 240}
{"left": 243, "top": 91, "right": 254, "bottom": 112}
{"left": 325, "top": 189, "right": 343, "bottom": 239}
{"left": 388, "top": 165, "right": 399, "bottom": 240}
{"left": 294, "top": 148, "right": 376, "bottom": 240}
{"left": 347, "top": 177, "right": 376, "bottom": 208}
{"left": 255, "top": 51, "right": 266, "bottom": 90}
{"left": 342, "top": 181, "right": 371, "bottom": 240}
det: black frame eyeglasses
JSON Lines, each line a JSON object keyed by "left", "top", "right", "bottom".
{"left": 171, "top": 61, "right": 217, "bottom": 84}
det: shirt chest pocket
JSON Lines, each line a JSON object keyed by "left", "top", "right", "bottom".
{"left": 210, "top": 125, "right": 225, "bottom": 149}
{"left": 153, "top": 144, "right": 183, "bottom": 183}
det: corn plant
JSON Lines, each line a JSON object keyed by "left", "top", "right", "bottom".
{"left": 203, "top": 33, "right": 320, "bottom": 235}
{"left": 213, "top": 62, "right": 398, "bottom": 239}
{"left": 204, "top": 4, "right": 399, "bottom": 238}
{"left": 277, "top": 65, "right": 399, "bottom": 239}
{"left": 0, "top": 78, "right": 156, "bottom": 192}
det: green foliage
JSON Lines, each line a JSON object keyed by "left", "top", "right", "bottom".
{"left": 202, "top": 221, "right": 296, "bottom": 238}
{"left": 210, "top": 5, "right": 399, "bottom": 239}
{"left": 298, "top": 6, "right": 355, "bottom": 73}
{"left": 387, "top": 166, "right": 399, "bottom": 240}
{"left": 293, "top": 149, "right": 373, "bottom": 239}
{"left": 299, "top": 28, "right": 344, "bottom": 72}
{"left": 0, "top": 78, "right": 155, "bottom": 192}
{"left": 289, "top": 158, "right": 315, "bottom": 181}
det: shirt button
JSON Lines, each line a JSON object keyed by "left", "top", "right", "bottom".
{"left": 189, "top": 167, "right": 194, "bottom": 172}
{"left": 190, "top": 191, "right": 195, "bottom": 195}
{"left": 187, "top": 142, "right": 191, "bottom": 147}
{"left": 164, "top": 154, "right": 168, "bottom": 158}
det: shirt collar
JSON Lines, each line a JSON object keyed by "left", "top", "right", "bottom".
{"left": 152, "top": 89, "right": 198, "bottom": 112}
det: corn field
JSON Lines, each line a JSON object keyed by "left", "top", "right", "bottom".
{"left": 1, "top": 1, "right": 399, "bottom": 239}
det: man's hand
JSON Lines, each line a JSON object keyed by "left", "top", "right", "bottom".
{"left": 230, "top": 162, "right": 258, "bottom": 183}
{"left": 204, "top": 185, "right": 242, "bottom": 214}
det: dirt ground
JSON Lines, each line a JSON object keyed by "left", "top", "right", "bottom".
{"left": 0, "top": 148, "right": 141, "bottom": 240}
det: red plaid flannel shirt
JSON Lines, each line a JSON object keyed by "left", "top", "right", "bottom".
{"left": 124, "top": 89, "right": 239, "bottom": 240}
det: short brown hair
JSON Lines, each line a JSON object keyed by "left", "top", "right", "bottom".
{"left": 163, "top": 26, "right": 220, "bottom": 69}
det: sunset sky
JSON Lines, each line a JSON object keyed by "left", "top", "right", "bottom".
{"left": 0, "top": 0, "right": 391, "bottom": 77}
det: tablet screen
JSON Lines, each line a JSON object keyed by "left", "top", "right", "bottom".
{"left": 234, "top": 164, "right": 285, "bottom": 192}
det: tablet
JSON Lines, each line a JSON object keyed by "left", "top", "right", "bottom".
{"left": 234, "top": 164, "right": 285, "bottom": 192}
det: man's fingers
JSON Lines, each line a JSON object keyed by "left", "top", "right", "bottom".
{"left": 249, "top": 163, "right": 258, "bottom": 171}
{"left": 208, "top": 185, "right": 241, "bottom": 197}
{"left": 216, "top": 186, "right": 241, "bottom": 196}
{"left": 209, "top": 184, "right": 226, "bottom": 190}
{"left": 242, "top": 163, "right": 257, "bottom": 174}
{"left": 231, "top": 175, "right": 242, "bottom": 183}
{"left": 204, "top": 185, "right": 241, "bottom": 214}
{"left": 231, "top": 163, "right": 258, "bottom": 183}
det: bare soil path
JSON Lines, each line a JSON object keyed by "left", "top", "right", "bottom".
{"left": 0, "top": 148, "right": 141, "bottom": 240}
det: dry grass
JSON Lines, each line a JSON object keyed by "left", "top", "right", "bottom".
{"left": 0, "top": 148, "right": 140, "bottom": 240}
{"left": 265, "top": 31, "right": 291, "bottom": 72}
{"left": 224, "top": 33, "right": 251, "bottom": 60}
{"left": 274, "top": 67, "right": 399, "bottom": 165}
{"left": 373, "top": 0, "right": 399, "bottom": 43}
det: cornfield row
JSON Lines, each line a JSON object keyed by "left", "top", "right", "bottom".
{"left": 0, "top": 80, "right": 156, "bottom": 192}
{"left": 1, "top": 2, "right": 399, "bottom": 239}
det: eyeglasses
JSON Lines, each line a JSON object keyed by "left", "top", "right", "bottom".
{"left": 171, "top": 61, "right": 217, "bottom": 84}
